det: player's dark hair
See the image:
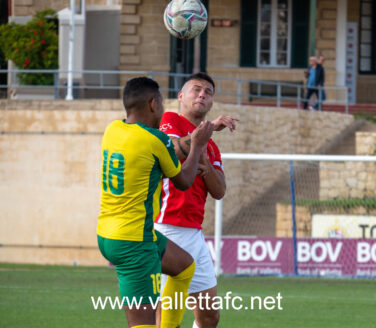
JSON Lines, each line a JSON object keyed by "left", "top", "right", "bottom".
{"left": 184, "top": 72, "right": 215, "bottom": 93}
{"left": 123, "top": 77, "right": 160, "bottom": 111}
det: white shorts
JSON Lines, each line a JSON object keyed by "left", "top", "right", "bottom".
{"left": 155, "top": 223, "right": 217, "bottom": 294}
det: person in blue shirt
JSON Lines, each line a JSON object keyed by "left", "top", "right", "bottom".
{"left": 303, "top": 56, "right": 318, "bottom": 110}
{"left": 313, "top": 55, "right": 326, "bottom": 110}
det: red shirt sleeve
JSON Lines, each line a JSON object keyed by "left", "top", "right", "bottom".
{"left": 208, "top": 140, "right": 224, "bottom": 173}
{"left": 159, "top": 112, "right": 183, "bottom": 138}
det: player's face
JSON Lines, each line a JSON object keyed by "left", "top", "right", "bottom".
{"left": 179, "top": 79, "right": 214, "bottom": 117}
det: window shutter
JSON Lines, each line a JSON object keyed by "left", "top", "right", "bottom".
{"left": 291, "top": 0, "right": 309, "bottom": 68}
{"left": 240, "top": 0, "right": 258, "bottom": 67}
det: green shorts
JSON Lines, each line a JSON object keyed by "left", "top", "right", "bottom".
{"left": 155, "top": 229, "right": 168, "bottom": 259}
{"left": 97, "top": 231, "right": 168, "bottom": 305}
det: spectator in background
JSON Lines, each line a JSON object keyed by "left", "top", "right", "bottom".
{"left": 313, "top": 55, "right": 326, "bottom": 110}
{"left": 303, "top": 56, "right": 318, "bottom": 110}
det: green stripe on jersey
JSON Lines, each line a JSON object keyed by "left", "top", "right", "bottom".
{"left": 143, "top": 154, "right": 162, "bottom": 241}
{"left": 137, "top": 123, "right": 179, "bottom": 168}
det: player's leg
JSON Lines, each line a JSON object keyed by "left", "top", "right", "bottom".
{"left": 185, "top": 231, "right": 219, "bottom": 328}
{"left": 97, "top": 235, "right": 160, "bottom": 327}
{"left": 190, "top": 286, "right": 220, "bottom": 328}
{"left": 155, "top": 230, "right": 195, "bottom": 328}
{"left": 125, "top": 304, "right": 156, "bottom": 327}
{"left": 155, "top": 225, "right": 218, "bottom": 328}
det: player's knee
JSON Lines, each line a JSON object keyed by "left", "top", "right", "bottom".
{"left": 197, "top": 310, "right": 220, "bottom": 328}
{"left": 208, "top": 310, "right": 220, "bottom": 327}
{"left": 174, "top": 261, "right": 195, "bottom": 280}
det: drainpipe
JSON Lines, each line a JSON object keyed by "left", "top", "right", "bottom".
{"left": 309, "top": 0, "right": 317, "bottom": 56}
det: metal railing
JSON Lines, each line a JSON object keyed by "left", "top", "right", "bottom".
{"left": 0, "top": 69, "right": 349, "bottom": 113}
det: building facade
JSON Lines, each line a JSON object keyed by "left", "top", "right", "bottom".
{"left": 4, "top": 0, "right": 376, "bottom": 103}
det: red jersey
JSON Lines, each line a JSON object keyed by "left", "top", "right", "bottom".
{"left": 155, "top": 112, "right": 223, "bottom": 229}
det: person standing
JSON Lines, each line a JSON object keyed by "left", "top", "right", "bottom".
{"left": 313, "top": 55, "right": 326, "bottom": 110}
{"left": 97, "top": 77, "right": 214, "bottom": 328}
{"left": 303, "top": 56, "right": 318, "bottom": 110}
{"left": 155, "top": 72, "right": 238, "bottom": 328}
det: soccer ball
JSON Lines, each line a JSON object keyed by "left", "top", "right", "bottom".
{"left": 164, "top": 0, "right": 208, "bottom": 39}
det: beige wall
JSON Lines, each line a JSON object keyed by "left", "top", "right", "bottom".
{"left": 207, "top": 0, "right": 240, "bottom": 68}
{"left": 119, "top": 0, "right": 170, "bottom": 69}
{"left": 0, "top": 100, "right": 124, "bottom": 265}
{"left": 316, "top": 0, "right": 337, "bottom": 89}
{"left": 0, "top": 100, "right": 355, "bottom": 264}
{"left": 319, "top": 132, "right": 376, "bottom": 200}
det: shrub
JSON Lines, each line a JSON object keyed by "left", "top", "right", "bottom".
{"left": 0, "top": 9, "right": 58, "bottom": 85}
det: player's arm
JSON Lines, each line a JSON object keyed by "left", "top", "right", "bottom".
{"left": 170, "top": 115, "right": 239, "bottom": 160}
{"left": 170, "top": 121, "right": 214, "bottom": 191}
{"left": 199, "top": 151, "right": 226, "bottom": 200}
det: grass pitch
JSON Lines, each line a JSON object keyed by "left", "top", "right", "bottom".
{"left": 1, "top": 263, "right": 375, "bottom": 328}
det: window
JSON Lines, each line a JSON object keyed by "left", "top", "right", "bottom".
{"left": 257, "top": 0, "right": 291, "bottom": 67}
{"left": 240, "top": 0, "right": 308, "bottom": 68}
{"left": 359, "top": 0, "right": 376, "bottom": 73}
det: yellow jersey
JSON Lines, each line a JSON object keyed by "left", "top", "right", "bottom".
{"left": 97, "top": 120, "right": 181, "bottom": 242}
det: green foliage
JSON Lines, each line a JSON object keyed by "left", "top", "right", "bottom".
{"left": 0, "top": 9, "right": 58, "bottom": 85}
{"left": 283, "top": 198, "right": 376, "bottom": 213}
{"left": 353, "top": 112, "right": 376, "bottom": 124}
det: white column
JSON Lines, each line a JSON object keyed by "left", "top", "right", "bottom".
{"left": 336, "top": 0, "right": 347, "bottom": 86}
{"left": 66, "top": 0, "right": 75, "bottom": 100}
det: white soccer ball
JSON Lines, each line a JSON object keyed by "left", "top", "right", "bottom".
{"left": 164, "top": 0, "right": 208, "bottom": 39}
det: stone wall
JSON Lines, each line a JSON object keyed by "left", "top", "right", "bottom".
{"left": 276, "top": 203, "right": 376, "bottom": 238}
{"left": 276, "top": 204, "right": 311, "bottom": 238}
{"left": 0, "top": 99, "right": 354, "bottom": 264}
{"left": 0, "top": 100, "right": 124, "bottom": 265}
{"left": 208, "top": 0, "right": 240, "bottom": 68}
{"left": 316, "top": 0, "right": 337, "bottom": 89}
{"left": 319, "top": 132, "right": 376, "bottom": 200}
{"left": 119, "top": 0, "right": 170, "bottom": 85}
{"left": 201, "top": 102, "right": 354, "bottom": 234}
{"left": 356, "top": 132, "right": 376, "bottom": 155}
{"left": 276, "top": 130, "right": 376, "bottom": 237}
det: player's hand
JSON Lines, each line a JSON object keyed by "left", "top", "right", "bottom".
{"left": 197, "top": 163, "right": 209, "bottom": 177}
{"left": 212, "top": 115, "right": 239, "bottom": 132}
{"left": 191, "top": 120, "right": 214, "bottom": 148}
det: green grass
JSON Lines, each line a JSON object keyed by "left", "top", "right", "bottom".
{"left": 353, "top": 112, "right": 376, "bottom": 124}
{"left": 1, "top": 263, "right": 376, "bottom": 328}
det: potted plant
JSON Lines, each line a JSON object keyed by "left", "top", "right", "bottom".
{"left": 0, "top": 9, "right": 58, "bottom": 94}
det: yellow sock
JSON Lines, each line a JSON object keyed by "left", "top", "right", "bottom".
{"left": 160, "top": 261, "right": 195, "bottom": 328}
{"left": 132, "top": 325, "right": 156, "bottom": 328}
